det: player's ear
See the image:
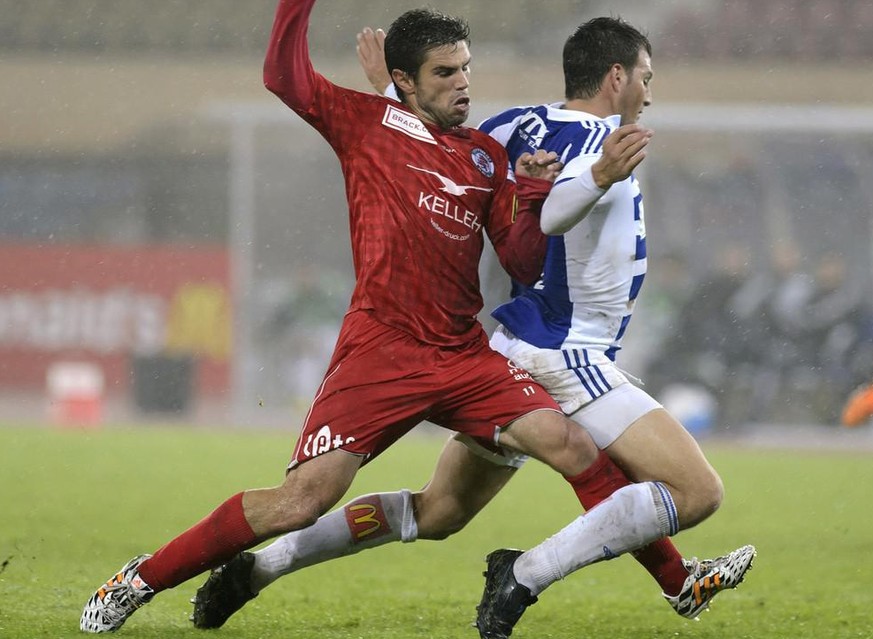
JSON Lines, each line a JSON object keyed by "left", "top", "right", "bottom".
{"left": 392, "top": 69, "right": 415, "bottom": 98}
{"left": 609, "top": 63, "right": 625, "bottom": 91}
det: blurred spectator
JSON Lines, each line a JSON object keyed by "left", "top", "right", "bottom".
{"left": 620, "top": 249, "right": 692, "bottom": 375}
{"left": 740, "top": 241, "right": 814, "bottom": 422}
{"left": 646, "top": 243, "right": 757, "bottom": 396}
{"left": 260, "top": 266, "right": 348, "bottom": 412}
{"left": 646, "top": 242, "right": 872, "bottom": 427}
{"left": 795, "top": 253, "right": 866, "bottom": 420}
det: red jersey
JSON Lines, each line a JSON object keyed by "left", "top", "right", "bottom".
{"left": 265, "top": 0, "right": 544, "bottom": 346}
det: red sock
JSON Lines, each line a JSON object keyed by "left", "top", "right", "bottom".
{"left": 137, "top": 492, "right": 257, "bottom": 592}
{"left": 563, "top": 449, "right": 632, "bottom": 507}
{"left": 564, "top": 450, "right": 688, "bottom": 595}
{"left": 631, "top": 540, "right": 689, "bottom": 596}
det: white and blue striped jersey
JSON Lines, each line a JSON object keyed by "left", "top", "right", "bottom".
{"left": 480, "top": 104, "right": 647, "bottom": 361}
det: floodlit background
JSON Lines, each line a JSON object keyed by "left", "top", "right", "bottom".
{"left": 2, "top": 0, "right": 873, "bottom": 437}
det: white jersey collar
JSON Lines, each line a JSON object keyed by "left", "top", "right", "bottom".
{"left": 545, "top": 103, "right": 620, "bottom": 127}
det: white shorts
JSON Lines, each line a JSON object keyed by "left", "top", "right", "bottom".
{"left": 568, "top": 382, "right": 661, "bottom": 448}
{"left": 489, "top": 325, "right": 661, "bottom": 449}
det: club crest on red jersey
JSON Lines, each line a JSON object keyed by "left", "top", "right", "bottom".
{"left": 471, "top": 148, "right": 494, "bottom": 178}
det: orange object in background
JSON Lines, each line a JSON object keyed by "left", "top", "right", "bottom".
{"left": 841, "top": 383, "right": 873, "bottom": 427}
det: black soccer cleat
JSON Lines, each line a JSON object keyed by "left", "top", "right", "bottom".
{"left": 190, "top": 551, "right": 258, "bottom": 629}
{"left": 474, "top": 549, "right": 538, "bottom": 639}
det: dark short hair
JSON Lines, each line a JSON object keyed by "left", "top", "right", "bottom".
{"left": 385, "top": 8, "right": 470, "bottom": 86}
{"left": 563, "top": 17, "right": 651, "bottom": 100}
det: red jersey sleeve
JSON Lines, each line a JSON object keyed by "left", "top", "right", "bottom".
{"left": 263, "top": 0, "right": 317, "bottom": 110}
{"left": 485, "top": 162, "right": 549, "bottom": 287}
{"left": 264, "top": 0, "right": 371, "bottom": 154}
{"left": 496, "top": 176, "right": 549, "bottom": 286}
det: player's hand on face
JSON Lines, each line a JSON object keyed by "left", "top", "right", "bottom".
{"left": 516, "top": 150, "right": 563, "bottom": 182}
{"left": 356, "top": 27, "right": 392, "bottom": 95}
{"left": 591, "top": 124, "right": 653, "bottom": 189}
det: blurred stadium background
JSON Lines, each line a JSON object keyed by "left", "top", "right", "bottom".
{"left": 2, "top": 0, "right": 873, "bottom": 435}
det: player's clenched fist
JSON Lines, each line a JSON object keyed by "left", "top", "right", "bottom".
{"left": 591, "top": 124, "right": 653, "bottom": 189}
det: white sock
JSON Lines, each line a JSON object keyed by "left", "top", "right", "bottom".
{"left": 250, "top": 489, "right": 418, "bottom": 593}
{"left": 514, "top": 482, "right": 678, "bottom": 596}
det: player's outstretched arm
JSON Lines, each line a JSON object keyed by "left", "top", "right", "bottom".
{"left": 356, "top": 27, "right": 392, "bottom": 95}
{"left": 264, "top": 0, "right": 319, "bottom": 109}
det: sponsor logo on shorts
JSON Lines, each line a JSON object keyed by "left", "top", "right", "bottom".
{"left": 302, "top": 424, "right": 357, "bottom": 458}
{"left": 344, "top": 495, "right": 392, "bottom": 543}
{"left": 506, "top": 358, "right": 533, "bottom": 382}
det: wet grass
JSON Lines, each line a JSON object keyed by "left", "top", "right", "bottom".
{"left": 1, "top": 423, "right": 871, "bottom": 638}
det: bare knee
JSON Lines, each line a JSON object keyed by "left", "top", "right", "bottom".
{"left": 500, "top": 412, "right": 598, "bottom": 476}
{"left": 538, "top": 421, "right": 599, "bottom": 476}
{"left": 272, "top": 496, "right": 323, "bottom": 533}
{"left": 561, "top": 425, "right": 601, "bottom": 474}
{"left": 244, "top": 450, "right": 361, "bottom": 538}
{"left": 676, "top": 471, "right": 724, "bottom": 529}
{"left": 702, "top": 472, "right": 725, "bottom": 516}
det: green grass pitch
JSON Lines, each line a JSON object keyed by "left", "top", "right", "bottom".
{"left": 1, "top": 422, "right": 871, "bottom": 638}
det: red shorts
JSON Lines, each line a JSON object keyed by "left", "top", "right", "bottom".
{"left": 289, "top": 311, "right": 560, "bottom": 468}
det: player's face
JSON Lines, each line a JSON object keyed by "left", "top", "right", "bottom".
{"left": 408, "top": 42, "right": 471, "bottom": 129}
{"left": 617, "top": 48, "right": 653, "bottom": 125}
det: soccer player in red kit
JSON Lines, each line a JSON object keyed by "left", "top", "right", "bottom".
{"left": 81, "top": 1, "right": 683, "bottom": 633}
{"left": 186, "top": 22, "right": 754, "bottom": 637}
